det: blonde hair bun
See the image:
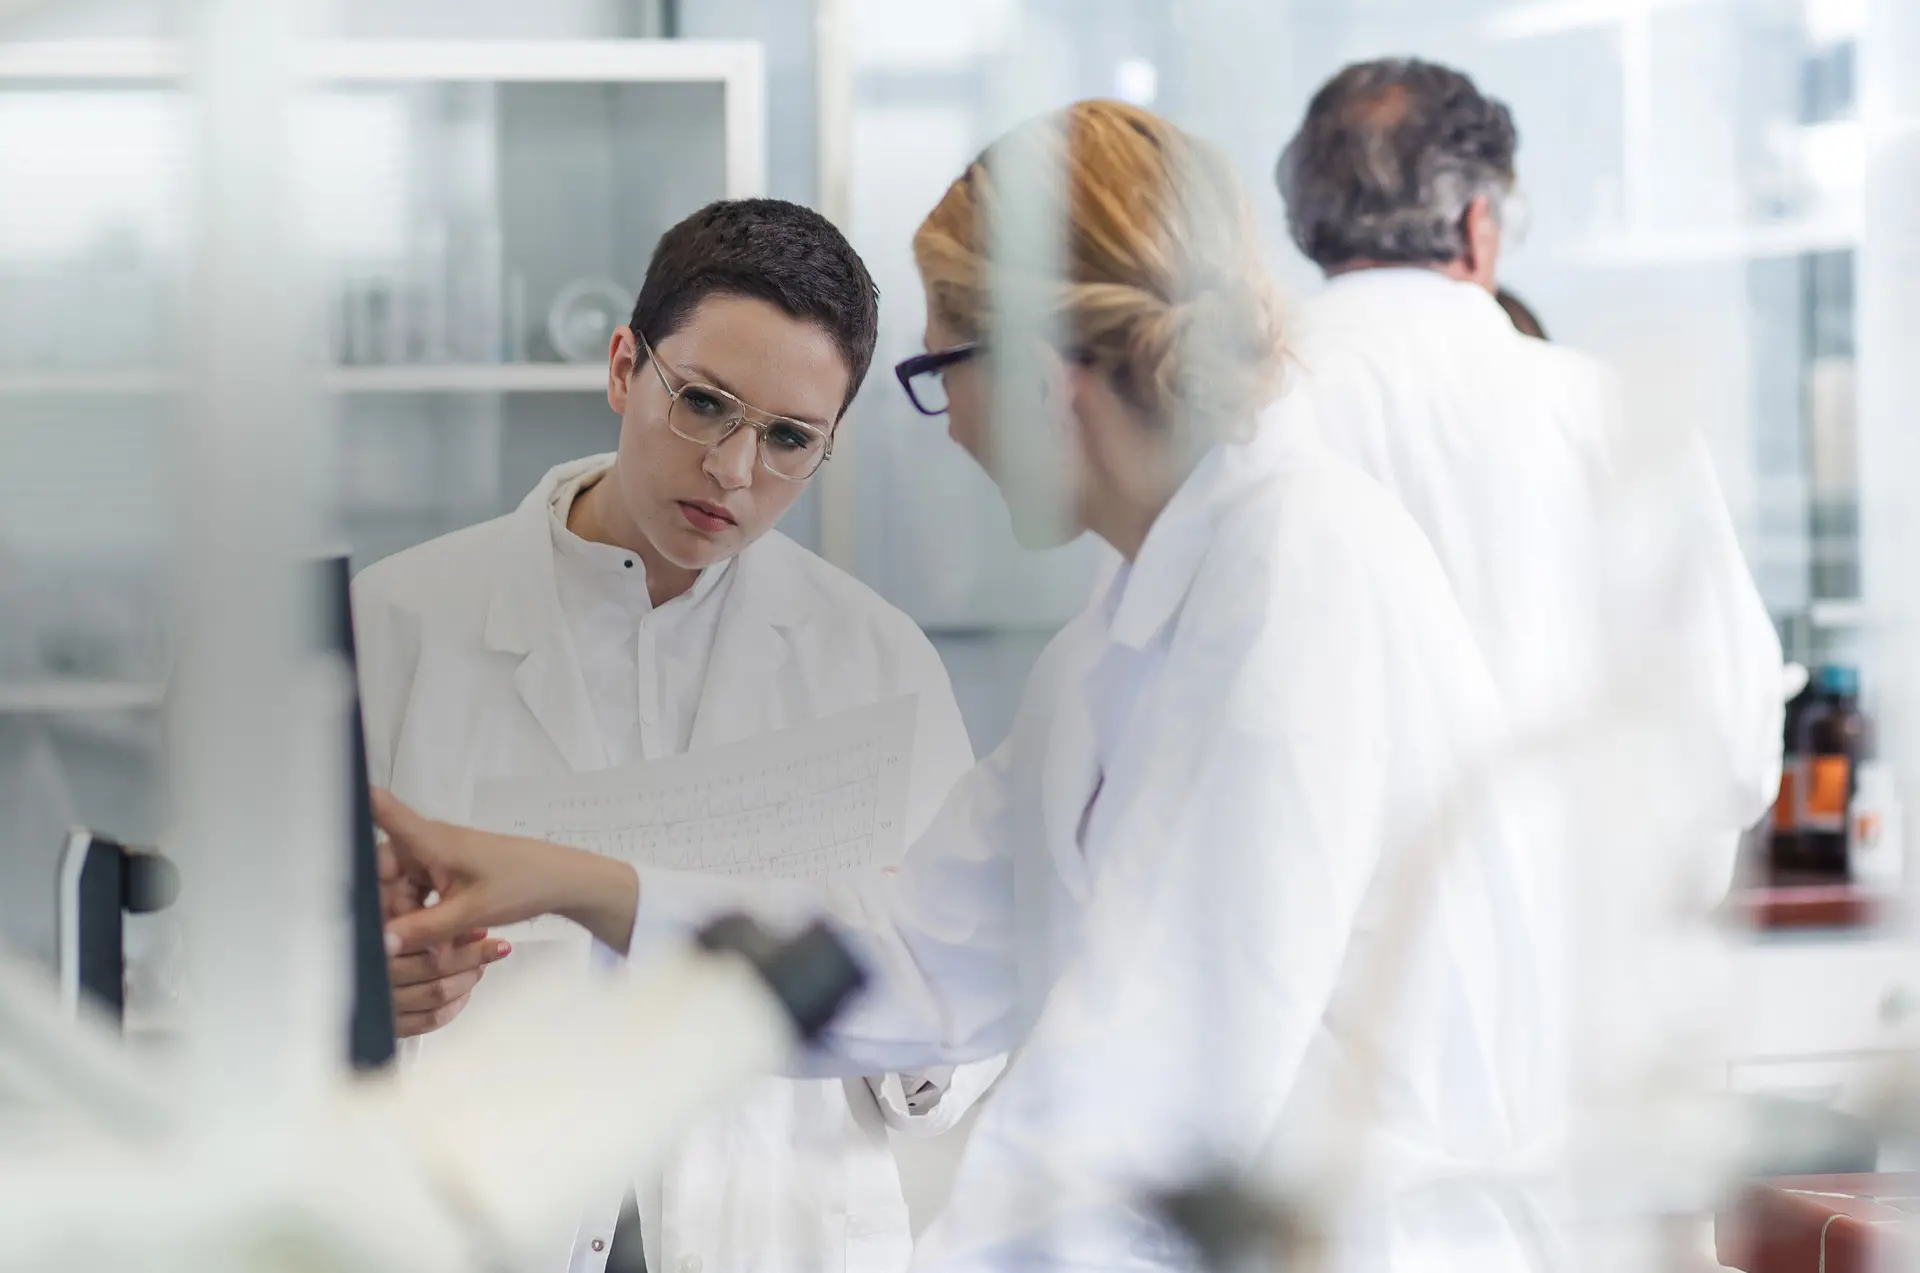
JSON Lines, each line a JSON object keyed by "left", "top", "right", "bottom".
{"left": 914, "top": 99, "right": 1285, "bottom": 440}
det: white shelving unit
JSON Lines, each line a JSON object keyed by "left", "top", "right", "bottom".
{"left": 0, "top": 38, "right": 765, "bottom": 401}
{"left": 0, "top": 39, "right": 765, "bottom": 202}
{"left": 0, "top": 39, "right": 767, "bottom": 720}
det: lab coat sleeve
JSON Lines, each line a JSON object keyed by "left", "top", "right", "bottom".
{"left": 627, "top": 733, "right": 1027, "bottom": 1076}
{"left": 627, "top": 616, "right": 1100, "bottom": 1077}
{"left": 872, "top": 622, "right": 1007, "bottom": 1131}
{"left": 1601, "top": 401, "right": 1784, "bottom": 898}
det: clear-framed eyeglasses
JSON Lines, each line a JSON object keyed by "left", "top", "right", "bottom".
{"left": 641, "top": 334, "right": 835, "bottom": 482}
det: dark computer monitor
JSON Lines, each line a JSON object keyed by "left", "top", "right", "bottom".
{"left": 322, "top": 553, "right": 397, "bottom": 1071}
{"left": 56, "top": 561, "right": 394, "bottom": 1071}
{"left": 57, "top": 830, "right": 179, "bottom": 1021}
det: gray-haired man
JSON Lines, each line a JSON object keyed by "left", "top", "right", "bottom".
{"left": 1270, "top": 59, "right": 1782, "bottom": 910}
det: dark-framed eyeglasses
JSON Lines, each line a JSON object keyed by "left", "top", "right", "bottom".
{"left": 894, "top": 342, "right": 982, "bottom": 417}
{"left": 641, "top": 334, "right": 834, "bottom": 482}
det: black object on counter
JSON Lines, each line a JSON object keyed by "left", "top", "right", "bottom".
{"left": 57, "top": 831, "right": 179, "bottom": 1021}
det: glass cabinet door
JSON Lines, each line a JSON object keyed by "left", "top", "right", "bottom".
{"left": 0, "top": 44, "right": 757, "bottom": 965}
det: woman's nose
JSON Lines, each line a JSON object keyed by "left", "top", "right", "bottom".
{"left": 705, "top": 426, "right": 759, "bottom": 489}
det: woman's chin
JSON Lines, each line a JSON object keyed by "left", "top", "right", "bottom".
{"left": 655, "top": 518, "right": 742, "bottom": 569}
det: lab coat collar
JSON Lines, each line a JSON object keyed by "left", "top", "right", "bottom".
{"left": 685, "top": 532, "right": 806, "bottom": 751}
{"left": 1105, "top": 444, "right": 1251, "bottom": 651}
{"left": 482, "top": 454, "right": 620, "bottom": 772}
{"left": 1318, "top": 265, "right": 1507, "bottom": 324}
{"left": 485, "top": 454, "right": 816, "bottom": 764}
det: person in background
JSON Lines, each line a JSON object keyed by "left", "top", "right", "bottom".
{"left": 1273, "top": 58, "right": 1782, "bottom": 892}
{"left": 378, "top": 99, "right": 1563, "bottom": 1272}
{"left": 1494, "top": 287, "right": 1547, "bottom": 340}
{"left": 353, "top": 199, "right": 999, "bottom": 1273}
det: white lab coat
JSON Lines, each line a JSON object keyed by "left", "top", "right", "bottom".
{"left": 353, "top": 456, "right": 1001, "bottom": 1273}
{"left": 1274, "top": 268, "right": 1783, "bottom": 849}
{"left": 627, "top": 429, "right": 1564, "bottom": 1272}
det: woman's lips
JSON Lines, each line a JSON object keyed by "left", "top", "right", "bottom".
{"left": 678, "top": 500, "right": 736, "bottom": 533}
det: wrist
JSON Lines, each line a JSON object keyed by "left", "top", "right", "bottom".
{"left": 555, "top": 848, "right": 639, "bottom": 952}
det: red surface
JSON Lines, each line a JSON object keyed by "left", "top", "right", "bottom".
{"left": 1716, "top": 1176, "right": 1919, "bottom": 1273}
{"left": 1724, "top": 883, "right": 1893, "bottom": 931}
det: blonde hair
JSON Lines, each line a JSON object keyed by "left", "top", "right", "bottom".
{"left": 914, "top": 99, "right": 1285, "bottom": 440}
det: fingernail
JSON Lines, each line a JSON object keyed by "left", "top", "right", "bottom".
{"left": 384, "top": 930, "right": 400, "bottom": 956}
{"left": 494, "top": 940, "right": 512, "bottom": 958}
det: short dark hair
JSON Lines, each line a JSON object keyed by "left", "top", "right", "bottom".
{"left": 1277, "top": 59, "right": 1517, "bottom": 271}
{"left": 628, "top": 198, "right": 880, "bottom": 418}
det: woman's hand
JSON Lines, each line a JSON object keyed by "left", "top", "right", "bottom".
{"left": 378, "top": 843, "right": 511, "bottom": 1036}
{"left": 374, "top": 788, "right": 640, "bottom": 955}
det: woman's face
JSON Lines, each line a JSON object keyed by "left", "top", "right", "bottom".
{"left": 604, "top": 294, "right": 849, "bottom": 571}
{"left": 924, "top": 303, "right": 1086, "bottom": 550}
{"left": 925, "top": 309, "right": 990, "bottom": 469}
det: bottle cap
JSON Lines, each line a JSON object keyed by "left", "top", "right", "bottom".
{"left": 1819, "top": 664, "right": 1860, "bottom": 697}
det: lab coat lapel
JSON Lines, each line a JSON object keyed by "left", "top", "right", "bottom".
{"left": 685, "top": 537, "right": 797, "bottom": 752}
{"left": 482, "top": 457, "right": 610, "bottom": 774}
{"left": 1037, "top": 621, "right": 1100, "bottom": 901}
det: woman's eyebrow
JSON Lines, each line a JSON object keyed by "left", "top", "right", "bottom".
{"left": 681, "top": 359, "right": 831, "bottom": 429}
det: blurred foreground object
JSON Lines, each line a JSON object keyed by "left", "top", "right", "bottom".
{"left": 56, "top": 829, "right": 179, "bottom": 1022}
{"left": 0, "top": 914, "right": 860, "bottom": 1273}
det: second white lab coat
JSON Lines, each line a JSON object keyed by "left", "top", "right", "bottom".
{"left": 353, "top": 456, "right": 1001, "bottom": 1273}
{"left": 1275, "top": 271, "right": 1785, "bottom": 1163}
{"left": 1275, "top": 267, "right": 1783, "bottom": 848}
{"left": 627, "top": 429, "right": 1565, "bottom": 1272}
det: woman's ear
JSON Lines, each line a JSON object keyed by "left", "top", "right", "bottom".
{"left": 1030, "top": 340, "right": 1078, "bottom": 421}
{"left": 607, "top": 326, "right": 639, "bottom": 415}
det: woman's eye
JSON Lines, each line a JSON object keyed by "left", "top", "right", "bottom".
{"left": 683, "top": 388, "right": 733, "bottom": 418}
{"left": 767, "top": 423, "right": 818, "bottom": 452}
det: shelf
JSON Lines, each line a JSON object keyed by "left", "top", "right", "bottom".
{"left": 0, "top": 38, "right": 762, "bottom": 85}
{"left": 0, "top": 370, "right": 181, "bottom": 396}
{"left": 1570, "top": 218, "right": 1860, "bottom": 266}
{"left": 0, "top": 680, "right": 166, "bottom": 713}
{"left": 1485, "top": 0, "right": 1715, "bottom": 41}
{"left": 0, "top": 364, "right": 607, "bottom": 396}
{"left": 1810, "top": 599, "right": 1867, "bottom": 629}
{"left": 0, "top": 39, "right": 766, "bottom": 201}
{"left": 327, "top": 363, "right": 606, "bottom": 394}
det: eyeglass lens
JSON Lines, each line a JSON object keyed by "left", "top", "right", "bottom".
{"left": 911, "top": 368, "right": 951, "bottom": 415}
{"left": 669, "top": 384, "right": 828, "bottom": 480}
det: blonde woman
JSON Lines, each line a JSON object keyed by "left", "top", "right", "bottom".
{"left": 380, "top": 101, "right": 1561, "bottom": 1272}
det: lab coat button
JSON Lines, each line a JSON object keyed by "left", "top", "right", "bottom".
{"left": 591, "top": 1239, "right": 605, "bottom": 1252}
{"left": 678, "top": 1257, "right": 702, "bottom": 1273}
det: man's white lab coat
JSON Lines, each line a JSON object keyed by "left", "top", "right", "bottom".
{"left": 353, "top": 456, "right": 999, "bottom": 1273}
{"left": 1276, "top": 267, "right": 1783, "bottom": 846}
{"left": 626, "top": 431, "right": 1565, "bottom": 1271}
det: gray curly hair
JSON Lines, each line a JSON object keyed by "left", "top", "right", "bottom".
{"left": 1276, "top": 58, "right": 1517, "bottom": 271}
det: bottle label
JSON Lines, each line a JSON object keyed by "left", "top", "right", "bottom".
{"left": 1851, "top": 760, "right": 1904, "bottom": 886}
{"left": 1799, "top": 755, "right": 1851, "bottom": 833}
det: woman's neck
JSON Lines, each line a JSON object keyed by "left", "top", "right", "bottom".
{"left": 567, "top": 469, "right": 700, "bottom": 607}
{"left": 1085, "top": 439, "right": 1199, "bottom": 563}
{"left": 1088, "top": 495, "right": 1164, "bottom": 563}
